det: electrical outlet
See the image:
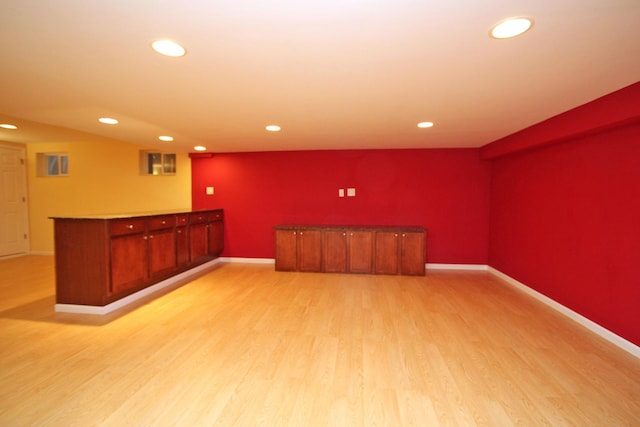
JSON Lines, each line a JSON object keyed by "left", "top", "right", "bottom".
{"left": 206, "top": 186, "right": 214, "bottom": 195}
{"left": 347, "top": 188, "right": 356, "bottom": 197}
{"left": 339, "top": 188, "right": 345, "bottom": 197}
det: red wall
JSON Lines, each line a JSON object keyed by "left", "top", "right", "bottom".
{"left": 192, "top": 149, "right": 491, "bottom": 264}
{"left": 482, "top": 82, "right": 640, "bottom": 159}
{"left": 191, "top": 82, "right": 640, "bottom": 347}
{"left": 487, "top": 83, "right": 640, "bottom": 346}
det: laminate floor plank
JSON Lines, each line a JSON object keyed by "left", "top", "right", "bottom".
{"left": 0, "top": 255, "right": 638, "bottom": 426}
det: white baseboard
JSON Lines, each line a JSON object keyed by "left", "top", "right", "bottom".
{"left": 2, "top": 251, "right": 53, "bottom": 259}
{"left": 488, "top": 267, "right": 640, "bottom": 359}
{"left": 220, "top": 260, "right": 489, "bottom": 270}
{"left": 30, "top": 251, "right": 55, "bottom": 256}
{"left": 55, "top": 258, "right": 222, "bottom": 315}
{"left": 0, "top": 253, "right": 28, "bottom": 260}
{"left": 427, "top": 263, "right": 488, "bottom": 271}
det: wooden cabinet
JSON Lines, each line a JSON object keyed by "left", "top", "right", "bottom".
{"left": 374, "top": 230, "right": 399, "bottom": 275}
{"left": 208, "top": 210, "right": 224, "bottom": 257}
{"left": 52, "top": 209, "right": 224, "bottom": 307}
{"left": 275, "top": 225, "right": 425, "bottom": 276}
{"left": 348, "top": 230, "right": 374, "bottom": 274}
{"left": 189, "top": 212, "right": 210, "bottom": 264}
{"left": 323, "top": 230, "right": 347, "bottom": 273}
{"left": 147, "top": 215, "right": 177, "bottom": 279}
{"left": 110, "top": 229, "right": 148, "bottom": 294}
{"left": 190, "top": 210, "right": 224, "bottom": 262}
{"left": 298, "top": 229, "right": 322, "bottom": 272}
{"left": 274, "top": 228, "right": 322, "bottom": 272}
{"left": 175, "top": 214, "right": 190, "bottom": 268}
{"left": 374, "top": 230, "right": 426, "bottom": 276}
{"left": 399, "top": 231, "right": 426, "bottom": 275}
{"left": 275, "top": 229, "right": 298, "bottom": 271}
{"left": 109, "top": 215, "right": 178, "bottom": 293}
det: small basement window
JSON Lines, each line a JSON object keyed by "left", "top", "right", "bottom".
{"left": 36, "top": 153, "right": 69, "bottom": 176}
{"left": 140, "top": 151, "right": 176, "bottom": 175}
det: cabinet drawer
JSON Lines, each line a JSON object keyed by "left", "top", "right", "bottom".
{"left": 109, "top": 218, "right": 146, "bottom": 236}
{"left": 190, "top": 212, "right": 209, "bottom": 224}
{"left": 148, "top": 215, "right": 175, "bottom": 231}
{"left": 175, "top": 214, "right": 189, "bottom": 227}
{"left": 209, "top": 210, "right": 224, "bottom": 221}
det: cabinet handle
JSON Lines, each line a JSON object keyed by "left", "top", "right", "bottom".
{"left": 149, "top": 235, "right": 154, "bottom": 239}
{"left": 177, "top": 230, "right": 182, "bottom": 234}
{"left": 402, "top": 233, "right": 406, "bottom": 237}
{"left": 143, "top": 236, "right": 148, "bottom": 240}
{"left": 395, "top": 233, "right": 398, "bottom": 237}
{"left": 300, "top": 232, "right": 304, "bottom": 236}
{"left": 293, "top": 231, "right": 297, "bottom": 235}
{"left": 162, "top": 220, "right": 166, "bottom": 224}
{"left": 343, "top": 232, "right": 346, "bottom": 236}
{"left": 128, "top": 224, "right": 133, "bottom": 229}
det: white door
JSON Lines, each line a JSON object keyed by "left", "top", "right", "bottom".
{"left": 0, "top": 144, "right": 29, "bottom": 257}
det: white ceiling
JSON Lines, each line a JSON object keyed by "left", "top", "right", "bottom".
{"left": 1, "top": 0, "right": 639, "bottom": 154}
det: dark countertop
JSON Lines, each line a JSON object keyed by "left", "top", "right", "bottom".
{"left": 50, "top": 208, "right": 222, "bottom": 220}
{"left": 274, "top": 224, "right": 426, "bottom": 232}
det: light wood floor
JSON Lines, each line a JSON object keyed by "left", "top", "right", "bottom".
{"left": 1, "top": 256, "right": 639, "bottom": 426}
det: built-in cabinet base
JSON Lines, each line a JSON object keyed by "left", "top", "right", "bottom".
{"left": 51, "top": 209, "right": 224, "bottom": 309}
{"left": 275, "top": 225, "right": 427, "bottom": 276}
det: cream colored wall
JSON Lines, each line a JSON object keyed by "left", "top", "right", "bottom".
{"left": 26, "top": 138, "right": 192, "bottom": 253}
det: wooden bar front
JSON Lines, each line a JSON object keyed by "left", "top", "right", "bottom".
{"left": 51, "top": 209, "right": 224, "bottom": 307}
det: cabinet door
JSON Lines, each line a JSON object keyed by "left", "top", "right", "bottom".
{"left": 400, "top": 231, "right": 426, "bottom": 276}
{"left": 148, "top": 228, "right": 176, "bottom": 279}
{"left": 208, "top": 220, "right": 224, "bottom": 257}
{"left": 323, "top": 230, "right": 347, "bottom": 273}
{"left": 189, "top": 223, "right": 209, "bottom": 264}
{"left": 348, "top": 230, "right": 373, "bottom": 274}
{"left": 275, "top": 229, "right": 298, "bottom": 271}
{"left": 375, "top": 231, "right": 400, "bottom": 275}
{"left": 298, "top": 229, "right": 322, "bottom": 272}
{"left": 176, "top": 226, "right": 189, "bottom": 268}
{"left": 110, "top": 234, "right": 148, "bottom": 294}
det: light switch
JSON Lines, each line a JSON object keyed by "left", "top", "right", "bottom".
{"left": 347, "top": 188, "right": 356, "bottom": 197}
{"left": 206, "top": 186, "right": 214, "bottom": 195}
{"left": 339, "top": 188, "right": 345, "bottom": 197}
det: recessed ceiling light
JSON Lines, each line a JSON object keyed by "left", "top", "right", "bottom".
{"left": 98, "top": 117, "right": 119, "bottom": 125}
{"left": 266, "top": 125, "right": 281, "bottom": 132}
{"left": 417, "top": 122, "right": 434, "bottom": 128}
{"left": 159, "top": 136, "right": 174, "bottom": 142}
{"left": 151, "top": 39, "right": 186, "bottom": 57}
{"left": 490, "top": 17, "right": 534, "bottom": 39}
{"left": 194, "top": 145, "right": 206, "bottom": 151}
{"left": 0, "top": 123, "right": 18, "bottom": 130}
